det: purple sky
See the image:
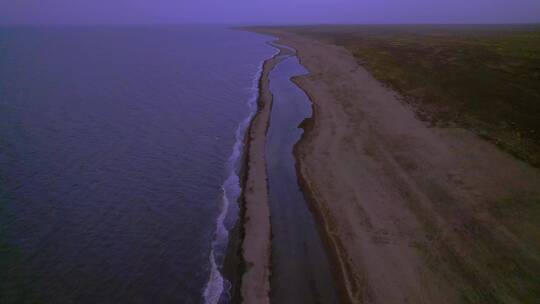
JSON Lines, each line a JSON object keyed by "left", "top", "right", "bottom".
{"left": 1, "top": 0, "right": 540, "bottom": 25}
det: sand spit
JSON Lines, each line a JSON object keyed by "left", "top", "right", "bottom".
{"left": 248, "top": 28, "right": 540, "bottom": 304}
{"left": 236, "top": 42, "right": 294, "bottom": 304}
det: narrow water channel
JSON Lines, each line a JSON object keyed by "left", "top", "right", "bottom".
{"left": 266, "top": 55, "right": 339, "bottom": 304}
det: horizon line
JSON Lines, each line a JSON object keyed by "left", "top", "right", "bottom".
{"left": 1, "top": 21, "right": 540, "bottom": 27}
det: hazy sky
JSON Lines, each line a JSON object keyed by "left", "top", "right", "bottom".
{"left": 1, "top": 0, "right": 540, "bottom": 25}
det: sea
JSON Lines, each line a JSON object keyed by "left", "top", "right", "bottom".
{"left": 0, "top": 25, "right": 275, "bottom": 304}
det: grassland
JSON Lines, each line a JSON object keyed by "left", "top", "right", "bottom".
{"left": 282, "top": 24, "right": 540, "bottom": 166}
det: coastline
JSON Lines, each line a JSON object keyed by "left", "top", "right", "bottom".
{"left": 247, "top": 27, "right": 540, "bottom": 303}
{"left": 249, "top": 30, "right": 359, "bottom": 304}
{"left": 224, "top": 40, "right": 294, "bottom": 304}
{"left": 291, "top": 79, "right": 357, "bottom": 304}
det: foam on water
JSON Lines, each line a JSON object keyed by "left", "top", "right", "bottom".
{"left": 202, "top": 56, "right": 269, "bottom": 304}
{"left": 0, "top": 26, "right": 280, "bottom": 303}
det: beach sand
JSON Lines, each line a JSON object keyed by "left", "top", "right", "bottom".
{"left": 234, "top": 43, "right": 294, "bottom": 304}
{"left": 242, "top": 28, "right": 540, "bottom": 303}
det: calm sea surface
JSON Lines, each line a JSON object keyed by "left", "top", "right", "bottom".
{"left": 0, "top": 26, "right": 274, "bottom": 303}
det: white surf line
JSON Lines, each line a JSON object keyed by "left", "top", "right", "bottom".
{"left": 202, "top": 45, "right": 279, "bottom": 304}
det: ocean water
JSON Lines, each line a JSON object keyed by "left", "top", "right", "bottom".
{"left": 0, "top": 25, "right": 274, "bottom": 303}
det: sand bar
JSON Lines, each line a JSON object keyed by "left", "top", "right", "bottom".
{"left": 237, "top": 42, "right": 293, "bottom": 304}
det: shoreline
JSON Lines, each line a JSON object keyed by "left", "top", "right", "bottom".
{"left": 246, "top": 27, "right": 540, "bottom": 303}
{"left": 264, "top": 51, "right": 340, "bottom": 303}
{"left": 224, "top": 39, "right": 294, "bottom": 304}
{"left": 291, "top": 78, "right": 357, "bottom": 304}
{"left": 240, "top": 28, "right": 355, "bottom": 304}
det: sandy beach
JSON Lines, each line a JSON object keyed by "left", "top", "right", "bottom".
{"left": 238, "top": 28, "right": 540, "bottom": 303}
{"left": 232, "top": 42, "right": 294, "bottom": 304}
{"left": 3, "top": 2, "right": 538, "bottom": 302}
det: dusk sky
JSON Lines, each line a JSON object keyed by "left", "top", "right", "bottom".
{"left": 1, "top": 0, "right": 540, "bottom": 25}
